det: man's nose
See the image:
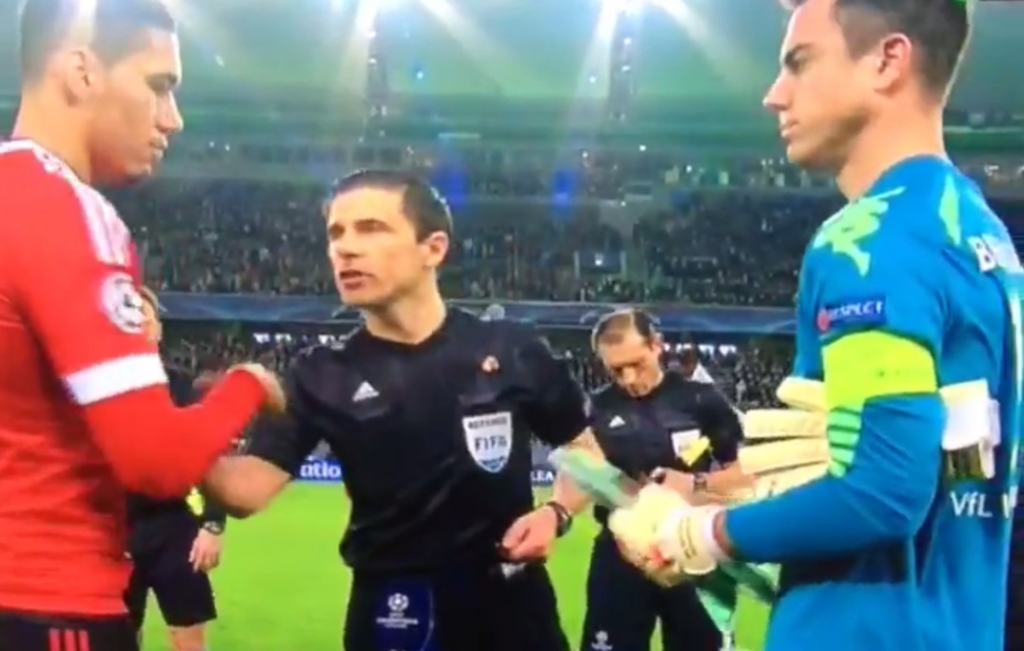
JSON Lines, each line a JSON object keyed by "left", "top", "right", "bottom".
{"left": 159, "top": 95, "right": 184, "bottom": 136}
{"left": 330, "top": 238, "right": 362, "bottom": 261}
{"left": 763, "top": 75, "right": 789, "bottom": 113}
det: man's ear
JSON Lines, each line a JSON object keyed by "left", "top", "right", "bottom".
{"left": 649, "top": 333, "right": 664, "bottom": 352}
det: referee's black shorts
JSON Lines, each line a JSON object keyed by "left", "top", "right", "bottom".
{"left": 344, "top": 563, "right": 568, "bottom": 651}
{"left": 125, "top": 512, "right": 216, "bottom": 630}
{"left": 581, "top": 529, "right": 721, "bottom": 651}
{"left": 0, "top": 609, "right": 137, "bottom": 651}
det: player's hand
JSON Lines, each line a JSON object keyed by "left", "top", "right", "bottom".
{"left": 500, "top": 506, "right": 559, "bottom": 561}
{"left": 608, "top": 484, "right": 720, "bottom": 586}
{"left": 189, "top": 529, "right": 223, "bottom": 573}
{"left": 229, "top": 363, "right": 286, "bottom": 413}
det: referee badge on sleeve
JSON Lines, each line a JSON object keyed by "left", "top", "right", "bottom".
{"left": 463, "top": 412, "right": 513, "bottom": 473}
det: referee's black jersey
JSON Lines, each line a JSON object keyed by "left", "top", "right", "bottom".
{"left": 589, "top": 372, "right": 743, "bottom": 524}
{"left": 126, "top": 366, "right": 226, "bottom": 527}
{"left": 247, "top": 308, "right": 590, "bottom": 573}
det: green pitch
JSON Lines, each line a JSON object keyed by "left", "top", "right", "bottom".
{"left": 141, "top": 484, "right": 770, "bottom": 650}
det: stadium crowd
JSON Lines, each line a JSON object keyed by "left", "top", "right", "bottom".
{"left": 116, "top": 176, "right": 1024, "bottom": 307}
{"left": 162, "top": 325, "right": 792, "bottom": 412}
{"left": 137, "top": 171, "right": 1023, "bottom": 411}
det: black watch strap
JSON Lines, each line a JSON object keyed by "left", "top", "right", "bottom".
{"left": 545, "top": 501, "right": 572, "bottom": 537}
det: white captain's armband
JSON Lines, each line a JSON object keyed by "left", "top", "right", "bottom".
{"left": 940, "top": 380, "right": 1001, "bottom": 481}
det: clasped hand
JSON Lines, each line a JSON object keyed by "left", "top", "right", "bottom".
{"left": 199, "top": 364, "right": 287, "bottom": 413}
{"left": 608, "top": 484, "right": 722, "bottom": 587}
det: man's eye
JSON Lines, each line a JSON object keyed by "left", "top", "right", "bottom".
{"left": 357, "top": 220, "right": 391, "bottom": 233}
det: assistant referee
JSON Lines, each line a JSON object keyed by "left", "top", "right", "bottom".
{"left": 578, "top": 309, "right": 743, "bottom": 651}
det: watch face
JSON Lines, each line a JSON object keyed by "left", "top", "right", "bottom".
{"left": 556, "top": 518, "right": 570, "bottom": 536}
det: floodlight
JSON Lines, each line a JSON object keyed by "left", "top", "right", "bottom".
{"left": 601, "top": 0, "right": 645, "bottom": 14}
{"left": 373, "top": 0, "right": 407, "bottom": 10}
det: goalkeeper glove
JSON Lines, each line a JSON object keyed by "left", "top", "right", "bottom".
{"left": 711, "top": 377, "right": 831, "bottom": 503}
{"left": 608, "top": 484, "right": 722, "bottom": 586}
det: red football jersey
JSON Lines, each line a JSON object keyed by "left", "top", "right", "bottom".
{"left": 0, "top": 140, "right": 168, "bottom": 615}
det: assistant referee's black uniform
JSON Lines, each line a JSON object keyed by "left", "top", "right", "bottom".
{"left": 124, "top": 366, "right": 225, "bottom": 631}
{"left": 247, "top": 308, "right": 590, "bottom": 651}
{"left": 581, "top": 371, "right": 743, "bottom": 651}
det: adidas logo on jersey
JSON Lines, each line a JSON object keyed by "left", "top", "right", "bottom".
{"left": 609, "top": 416, "right": 625, "bottom": 428}
{"left": 352, "top": 382, "right": 378, "bottom": 402}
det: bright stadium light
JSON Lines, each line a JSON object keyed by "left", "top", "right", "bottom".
{"left": 601, "top": 0, "right": 646, "bottom": 14}
{"left": 371, "top": 0, "right": 407, "bottom": 11}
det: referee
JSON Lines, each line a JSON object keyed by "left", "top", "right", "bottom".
{"left": 200, "top": 171, "right": 606, "bottom": 651}
{"left": 579, "top": 309, "right": 744, "bottom": 651}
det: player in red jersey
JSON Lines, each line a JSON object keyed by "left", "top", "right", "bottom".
{"left": 0, "top": 1, "right": 282, "bottom": 649}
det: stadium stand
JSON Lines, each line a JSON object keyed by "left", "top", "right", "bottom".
{"left": 112, "top": 177, "right": 1024, "bottom": 306}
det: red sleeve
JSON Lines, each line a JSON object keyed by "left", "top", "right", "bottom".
{"left": 11, "top": 171, "right": 267, "bottom": 497}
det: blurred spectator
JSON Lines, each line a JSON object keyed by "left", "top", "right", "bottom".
{"left": 161, "top": 326, "right": 790, "bottom": 410}
{"left": 112, "top": 179, "right": 1024, "bottom": 307}
{"left": 160, "top": 326, "right": 793, "bottom": 465}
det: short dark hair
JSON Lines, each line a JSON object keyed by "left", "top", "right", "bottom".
{"left": 591, "top": 308, "right": 659, "bottom": 350}
{"left": 785, "top": 0, "right": 970, "bottom": 94}
{"left": 19, "top": 0, "right": 177, "bottom": 80}
{"left": 328, "top": 169, "right": 454, "bottom": 242}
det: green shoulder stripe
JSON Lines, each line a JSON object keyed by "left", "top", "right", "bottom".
{"left": 821, "top": 331, "right": 938, "bottom": 476}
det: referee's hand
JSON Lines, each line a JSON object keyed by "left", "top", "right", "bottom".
{"left": 189, "top": 528, "right": 223, "bottom": 573}
{"left": 500, "top": 507, "right": 560, "bottom": 562}
{"left": 652, "top": 468, "right": 696, "bottom": 498}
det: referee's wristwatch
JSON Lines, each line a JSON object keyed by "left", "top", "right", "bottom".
{"left": 544, "top": 501, "right": 573, "bottom": 537}
{"left": 692, "top": 473, "right": 709, "bottom": 495}
{"left": 202, "top": 521, "right": 225, "bottom": 536}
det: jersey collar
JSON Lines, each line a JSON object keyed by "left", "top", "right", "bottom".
{"left": 0, "top": 138, "right": 81, "bottom": 184}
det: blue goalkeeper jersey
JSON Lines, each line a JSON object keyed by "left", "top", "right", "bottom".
{"left": 744, "top": 155, "right": 1022, "bottom": 651}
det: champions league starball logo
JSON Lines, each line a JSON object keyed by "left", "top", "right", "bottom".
{"left": 387, "top": 593, "right": 409, "bottom": 615}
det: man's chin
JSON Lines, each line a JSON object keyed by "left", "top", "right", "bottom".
{"left": 339, "top": 292, "right": 390, "bottom": 310}
{"left": 784, "top": 142, "right": 828, "bottom": 171}
{"left": 99, "top": 164, "right": 156, "bottom": 188}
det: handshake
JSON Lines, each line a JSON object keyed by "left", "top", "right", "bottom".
{"left": 197, "top": 363, "right": 288, "bottom": 414}
{"left": 599, "top": 377, "right": 831, "bottom": 589}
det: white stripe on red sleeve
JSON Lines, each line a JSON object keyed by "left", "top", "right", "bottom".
{"left": 64, "top": 353, "right": 168, "bottom": 405}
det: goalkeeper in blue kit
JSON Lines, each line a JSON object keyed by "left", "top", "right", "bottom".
{"left": 606, "top": 0, "right": 1023, "bottom": 650}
